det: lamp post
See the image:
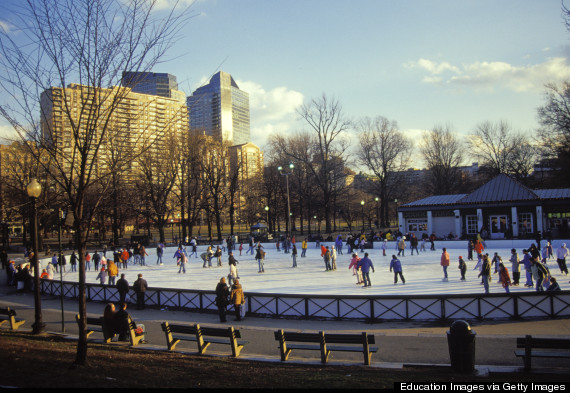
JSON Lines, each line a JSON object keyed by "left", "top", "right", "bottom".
{"left": 374, "top": 197, "right": 380, "bottom": 229}
{"left": 394, "top": 199, "right": 398, "bottom": 228}
{"left": 264, "top": 205, "right": 269, "bottom": 225}
{"left": 57, "top": 208, "right": 65, "bottom": 332}
{"left": 278, "top": 163, "right": 294, "bottom": 238}
{"left": 27, "top": 178, "right": 45, "bottom": 334}
{"left": 360, "top": 200, "right": 365, "bottom": 232}
{"left": 171, "top": 219, "right": 174, "bottom": 243}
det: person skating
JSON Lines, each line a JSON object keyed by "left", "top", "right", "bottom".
{"left": 323, "top": 246, "right": 332, "bottom": 271}
{"left": 509, "top": 248, "right": 520, "bottom": 286}
{"left": 458, "top": 256, "right": 467, "bottom": 281}
{"left": 291, "top": 244, "right": 298, "bottom": 268}
{"left": 348, "top": 253, "right": 363, "bottom": 285}
{"left": 521, "top": 249, "right": 534, "bottom": 287}
{"left": 441, "top": 248, "right": 450, "bottom": 282}
{"left": 556, "top": 243, "right": 569, "bottom": 275}
{"left": 478, "top": 255, "right": 491, "bottom": 294}
{"left": 228, "top": 252, "right": 239, "bottom": 287}
{"left": 255, "top": 244, "right": 265, "bottom": 273}
{"left": 389, "top": 255, "right": 405, "bottom": 284}
{"left": 357, "top": 252, "right": 375, "bottom": 287}
{"left": 498, "top": 263, "right": 511, "bottom": 294}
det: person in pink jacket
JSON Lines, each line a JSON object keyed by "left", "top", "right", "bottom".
{"left": 441, "top": 248, "right": 450, "bottom": 282}
{"left": 348, "top": 252, "right": 363, "bottom": 285}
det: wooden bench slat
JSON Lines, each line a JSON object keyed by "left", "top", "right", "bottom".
{"left": 515, "top": 349, "right": 570, "bottom": 358}
{"left": 514, "top": 335, "right": 570, "bottom": 372}
{"left": 0, "top": 307, "right": 26, "bottom": 331}
{"left": 162, "top": 322, "right": 246, "bottom": 357}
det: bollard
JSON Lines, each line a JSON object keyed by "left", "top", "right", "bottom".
{"left": 447, "top": 320, "right": 476, "bottom": 373}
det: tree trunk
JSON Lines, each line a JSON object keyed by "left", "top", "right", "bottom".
{"left": 74, "top": 228, "right": 88, "bottom": 365}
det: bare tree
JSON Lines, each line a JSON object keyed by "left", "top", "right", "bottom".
{"left": 355, "top": 116, "right": 412, "bottom": 227}
{"left": 537, "top": 82, "right": 570, "bottom": 186}
{"left": 0, "top": 0, "right": 188, "bottom": 365}
{"left": 420, "top": 125, "right": 465, "bottom": 195}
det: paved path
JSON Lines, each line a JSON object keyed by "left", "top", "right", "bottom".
{"left": 1, "top": 269, "right": 569, "bottom": 371}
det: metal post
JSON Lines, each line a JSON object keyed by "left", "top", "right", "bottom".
{"left": 285, "top": 174, "right": 291, "bottom": 238}
{"left": 30, "top": 196, "right": 45, "bottom": 334}
{"left": 58, "top": 208, "right": 65, "bottom": 332}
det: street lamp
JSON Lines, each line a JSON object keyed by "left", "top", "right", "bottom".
{"left": 171, "top": 219, "right": 174, "bottom": 243}
{"left": 374, "top": 197, "right": 380, "bottom": 229}
{"left": 360, "top": 200, "right": 365, "bottom": 232}
{"left": 264, "top": 206, "right": 269, "bottom": 225}
{"left": 278, "top": 163, "right": 294, "bottom": 238}
{"left": 26, "top": 178, "right": 45, "bottom": 334}
{"left": 394, "top": 199, "right": 398, "bottom": 228}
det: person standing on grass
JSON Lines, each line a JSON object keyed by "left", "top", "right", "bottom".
{"left": 132, "top": 273, "right": 148, "bottom": 310}
{"left": 389, "top": 255, "right": 405, "bottom": 285}
{"left": 215, "top": 277, "right": 230, "bottom": 322}
{"left": 441, "top": 248, "right": 450, "bottom": 282}
{"left": 357, "top": 252, "right": 375, "bottom": 287}
{"left": 231, "top": 279, "right": 245, "bottom": 321}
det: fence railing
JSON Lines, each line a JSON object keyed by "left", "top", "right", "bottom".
{"left": 40, "top": 280, "right": 570, "bottom": 322}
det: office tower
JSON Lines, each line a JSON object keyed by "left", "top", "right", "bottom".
{"left": 187, "top": 71, "right": 250, "bottom": 146}
{"left": 121, "top": 72, "right": 186, "bottom": 103}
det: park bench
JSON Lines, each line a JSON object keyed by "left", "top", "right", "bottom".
{"left": 76, "top": 313, "right": 142, "bottom": 346}
{"left": 514, "top": 335, "right": 570, "bottom": 371}
{"left": 0, "top": 307, "right": 26, "bottom": 331}
{"left": 274, "top": 329, "right": 378, "bottom": 365}
{"left": 161, "top": 322, "right": 247, "bottom": 357}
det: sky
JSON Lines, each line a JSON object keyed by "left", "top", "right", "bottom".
{"left": 2, "top": 0, "right": 570, "bottom": 168}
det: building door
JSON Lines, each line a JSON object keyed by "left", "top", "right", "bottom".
{"left": 489, "top": 215, "right": 508, "bottom": 239}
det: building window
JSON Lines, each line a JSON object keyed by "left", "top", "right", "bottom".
{"left": 407, "top": 219, "right": 427, "bottom": 233}
{"left": 466, "top": 215, "right": 478, "bottom": 234}
{"left": 518, "top": 213, "right": 533, "bottom": 235}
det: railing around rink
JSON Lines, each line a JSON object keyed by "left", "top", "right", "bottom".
{"left": 40, "top": 279, "right": 570, "bottom": 322}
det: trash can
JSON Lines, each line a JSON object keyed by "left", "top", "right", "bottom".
{"left": 447, "top": 320, "right": 476, "bottom": 373}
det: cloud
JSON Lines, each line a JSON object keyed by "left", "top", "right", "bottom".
{"left": 236, "top": 79, "right": 304, "bottom": 148}
{"left": 0, "top": 21, "right": 14, "bottom": 33}
{"left": 406, "top": 57, "right": 570, "bottom": 92}
{"left": 0, "top": 123, "right": 17, "bottom": 143}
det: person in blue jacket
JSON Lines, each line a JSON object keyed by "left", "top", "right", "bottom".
{"left": 389, "top": 255, "right": 405, "bottom": 284}
{"left": 357, "top": 252, "right": 375, "bottom": 287}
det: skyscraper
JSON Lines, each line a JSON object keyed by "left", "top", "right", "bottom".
{"left": 187, "top": 71, "right": 250, "bottom": 146}
{"left": 121, "top": 72, "right": 186, "bottom": 103}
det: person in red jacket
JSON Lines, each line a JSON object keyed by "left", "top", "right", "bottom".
{"left": 441, "top": 248, "right": 450, "bottom": 282}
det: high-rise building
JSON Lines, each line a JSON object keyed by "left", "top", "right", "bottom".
{"left": 40, "top": 83, "right": 189, "bottom": 178}
{"left": 187, "top": 71, "right": 250, "bottom": 146}
{"left": 121, "top": 72, "right": 186, "bottom": 103}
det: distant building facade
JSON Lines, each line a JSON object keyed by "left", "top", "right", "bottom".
{"left": 187, "top": 71, "right": 250, "bottom": 146}
{"left": 398, "top": 174, "right": 570, "bottom": 239}
{"left": 121, "top": 72, "right": 186, "bottom": 103}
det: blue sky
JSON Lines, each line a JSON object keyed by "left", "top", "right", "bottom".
{"left": 2, "top": 0, "right": 570, "bottom": 166}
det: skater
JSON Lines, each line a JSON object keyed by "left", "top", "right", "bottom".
{"left": 478, "top": 255, "right": 491, "bottom": 294}
{"left": 458, "top": 256, "right": 467, "bottom": 281}
{"left": 510, "top": 249, "right": 520, "bottom": 286}
{"left": 215, "top": 277, "right": 230, "bottom": 322}
{"left": 467, "top": 240, "right": 474, "bottom": 261}
{"left": 397, "top": 236, "right": 406, "bottom": 257}
{"left": 521, "top": 249, "right": 533, "bottom": 287}
{"left": 230, "top": 279, "right": 245, "bottom": 321}
{"left": 348, "top": 253, "right": 363, "bottom": 285}
{"left": 178, "top": 250, "right": 188, "bottom": 274}
{"left": 335, "top": 235, "right": 343, "bottom": 255}
{"left": 498, "top": 263, "right": 511, "bottom": 294}
{"left": 215, "top": 246, "right": 223, "bottom": 267}
{"left": 390, "top": 255, "right": 405, "bottom": 284}
{"left": 139, "top": 245, "right": 148, "bottom": 266}
{"left": 301, "top": 238, "right": 307, "bottom": 257}
{"left": 228, "top": 252, "right": 239, "bottom": 287}
{"left": 331, "top": 246, "right": 337, "bottom": 270}
{"left": 323, "top": 246, "right": 332, "bottom": 271}
{"left": 546, "top": 277, "right": 561, "bottom": 291}
{"left": 556, "top": 243, "right": 569, "bottom": 275}
{"left": 420, "top": 237, "right": 427, "bottom": 252}
{"left": 70, "top": 251, "right": 77, "bottom": 272}
{"left": 255, "top": 244, "right": 265, "bottom": 273}
{"left": 246, "top": 237, "right": 254, "bottom": 255}
{"left": 96, "top": 267, "right": 107, "bottom": 285}
{"left": 381, "top": 239, "right": 388, "bottom": 256}
{"left": 410, "top": 234, "right": 419, "bottom": 255}
{"left": 491, "top": 252, "right": 501, "bottom": 274}
{"left": 291, "top": 244, "right": 298, "bottom": 268}
{"left": 429, "top": 233, "right": 436, "bottom": 251}
{"left": 441, "top": 248, "right": 450, "bottom": 281}
{"left": 356, "top": 252, "right": 375, "bottom": 287}
{"left": 107, "top": 261, "right": 118, "bottom": 286}
{"left": 203, "top": 246, "right": 214, "bottom": 268}
{"left": 93, "top": 251, "right": 101, "bottom": 271}
{"left": 531, "top": 257, "right": 549, "bottom": 292}
{"left": 189, "top": 242, "right": 198, "bottom": 258}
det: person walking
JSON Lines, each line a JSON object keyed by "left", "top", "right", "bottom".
{"left": 356, "top": 252, "right": 375, "bottom": 287}
{"left": 510, "top": 248, "right": 520, "bottom": 286}
{"left": 389, "top": 255, "right": 405, "bottom": 284}
{"left": 458, "top": 256, "right": 467, "bottom": 281}
{"left": 132, "top": 273, "right": 148, "bottom": 310}
{"left": 478, "top": 255, "right": 491, "bottom": 294}
{"left": 230, "top": 279, "right": 245, "bottom": 321}
{"left": 556, "top": 243, "right": 569, "bottom": 275}
{"left": 215, "top": 277, "right": 230, "bottom": 322}
{"left": 116, "top": 273, "right": 129, "bottom": 304}
{"left": 441, "top": 248, "right": 450, "bottom": 282}
{"left": 498, "top": 263, "right": 511, "bottom": 294}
